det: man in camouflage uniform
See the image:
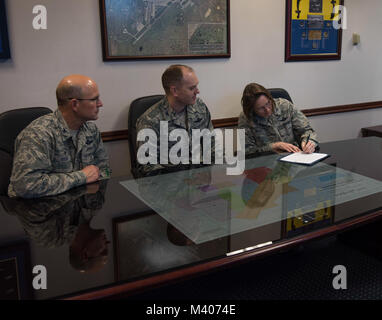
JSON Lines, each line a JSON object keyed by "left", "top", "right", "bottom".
{"left": 136, "top": 65, "right": 215, "bottom": 177}
{"left": 238, "top": 83, "right": 318, "bottom": 155}
{"left": 8, "top": 74, "right": 110, "bottom": 198}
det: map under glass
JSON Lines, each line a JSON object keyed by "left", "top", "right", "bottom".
{"left": 121, "top": 154, "right": 382, "bottom": 244}
{"left": 104, "top": 0, "right": 228, "bottom": 57}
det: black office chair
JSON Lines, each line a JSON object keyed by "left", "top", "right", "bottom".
{"left": 268, "top": 87, "right": 319, "bottom": 151}
{"left": 128, "top": 95, "right": 164, "bottom": 178}
{"left": 0, "top": 107, "right": 52, "bottom": 195}
{"left": 268, "top": 88, "right": 293, "bottom": 103}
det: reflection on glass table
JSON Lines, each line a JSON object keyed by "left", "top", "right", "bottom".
{"left": 2, "top": 181, "right": 109, "bottom": 274}
{"left": 120, "top": 154, "right": 382, "bottom": 245}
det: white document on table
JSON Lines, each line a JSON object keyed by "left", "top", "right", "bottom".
{"left": 279, "top": 152, "right": 329, "bottom": 165}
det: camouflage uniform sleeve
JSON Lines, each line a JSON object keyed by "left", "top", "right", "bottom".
{"left": 288, "top": 101, "right": 319, "bottom": 147}
{"left": 92, "top": 129, "right": 111, "bottom": 179}
{"left": 200, "top": 100, "right": 215, "bottom": 161}
{"left": 8, "top": 128, "right": 87, "bottom": 198}
{"left": 208, "top": 110, "right": 215, "bottom": 159}
{"left": 80, "top": 181, "right": 107, "bottom": 210}
{"left": 200, "top": 100, "right": 214, "bottom": 131}
{"left": 136, "top": 115, "right": 166, "bottom": 177}
{"left": 238, "top": 112, "right": 273, "bottom": 155}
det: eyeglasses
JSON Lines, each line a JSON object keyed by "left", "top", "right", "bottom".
{"left": 67, "top": 97, "right": 101, "bottom": 102}
{"left": 254, "top": 100, "right": 272, "bottom": 113}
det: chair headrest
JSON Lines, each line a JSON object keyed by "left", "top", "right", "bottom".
{"left": 128, "top": 95, "right": 164, "bottom": 130}
{"left": 0, "top": 107, "right": 52, "bottom": 155}
{"left": 268, "top": 88, "right": 293, "bottom": 103}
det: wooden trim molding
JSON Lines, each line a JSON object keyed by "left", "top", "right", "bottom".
{"left": 101, "top": 101, "right": 382, "bottom": 142}
{"left": 101, "top": 130, "right": 128, "bottom": 142}
{"left": 212, "top": 117, "right": 238, "bottom": 128}
{"left": 302, "top": 101, "right": 382, "bottom": 117}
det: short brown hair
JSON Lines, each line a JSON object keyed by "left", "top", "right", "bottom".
{"left": 241, "top": 83, "right": 274, "bottom": 118}
{"left": 161, "top": 65, "right": 194, "bottom": 95}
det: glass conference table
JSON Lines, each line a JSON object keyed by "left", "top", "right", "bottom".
{"left": 0, "top": 137, "right": 381, "bottom": 300}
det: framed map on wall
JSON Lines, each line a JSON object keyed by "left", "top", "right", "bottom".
{"left": 285, "top": 0, "right": 344, "bottom": 61}
{"left": 99, "top": 0, "right": 230, "bottom": 60}
{"left": 0, "top": 0, "right": 10, "bottom": 59}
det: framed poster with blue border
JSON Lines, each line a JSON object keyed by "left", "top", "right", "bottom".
{"left": 285, "top": 0, "right": 344, "bottom": 62}
{"left": 0, "top": 0, "right": 10, "bottom": 59}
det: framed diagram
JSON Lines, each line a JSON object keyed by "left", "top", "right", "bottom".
{"left": 0, "top": 0, "right": 10, "bottom": 59}
{"left": 0, "top": 241, "right": 33, "bottom": 300}
{"left": 285, "top": 0, "right": 344, "bottom": 61}
{"left": 99, "top": 0, "right": 230, "bottom": 61}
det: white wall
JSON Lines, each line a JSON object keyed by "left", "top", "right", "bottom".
{"left": 0, "top": 0, "right": 381, "bottom": 152}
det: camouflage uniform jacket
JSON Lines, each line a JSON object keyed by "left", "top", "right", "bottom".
{"left": 136, "top": 96, "right": 214, "bottom": 177}
{"left": 238, "top": 98, "right": 318, "bottom": 155}
{"left": 8, "top": 109, "right": 110, "bottom": 198}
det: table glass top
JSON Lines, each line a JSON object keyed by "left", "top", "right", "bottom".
{"left": 0, "top": 137, "right": 381, "bottom": 299}
{"left": 120, "top": 154, "right": 382, "bottom": 245}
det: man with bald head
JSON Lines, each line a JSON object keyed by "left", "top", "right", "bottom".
{"left": 8, "top": 74, "right": 110, "bottom": 198}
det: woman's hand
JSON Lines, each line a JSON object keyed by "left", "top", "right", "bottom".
{"left": 301, "top": 140, "right": 316, "bottom": 154}
{"left": 271, "top": 142, "right": 301, "bottom": 153}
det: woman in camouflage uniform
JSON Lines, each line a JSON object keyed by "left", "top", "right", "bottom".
{"left": 238, "top": 83, "right": 318, "bottom": 156}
